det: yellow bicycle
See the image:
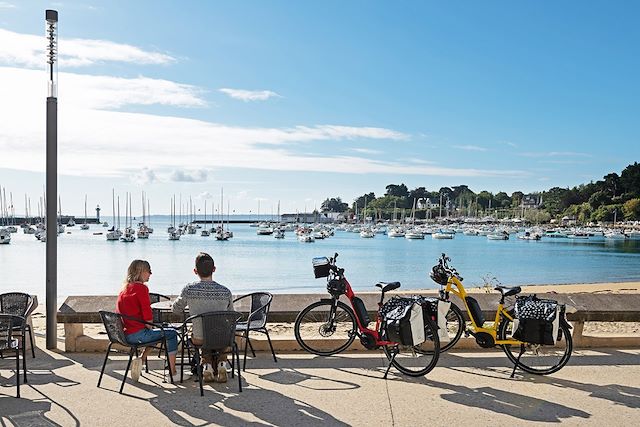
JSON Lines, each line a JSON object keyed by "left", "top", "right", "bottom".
{"left": 431, "top": 254, "right": 572, "bottom": 376}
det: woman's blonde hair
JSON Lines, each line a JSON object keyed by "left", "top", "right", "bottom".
{"left": 122, "top": 259, "right": 151, "bottom": 288}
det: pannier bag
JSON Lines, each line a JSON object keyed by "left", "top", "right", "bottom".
{"left": 413, "top": 296, "right": 451, "bottom": 342}
{"left": 312, "top": 257, "right": 331, "bottom": 278}
{"left": 381, "top": 297, "right": 425, "bottom": 346}
{"left": 512, "top": 295, "right": 560, "bottom": 345}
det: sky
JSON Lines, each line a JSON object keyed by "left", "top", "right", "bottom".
{"left": 0, "top": 1, "right": 638, "bottom": 216}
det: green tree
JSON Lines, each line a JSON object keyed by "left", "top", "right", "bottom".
{"left": 620, "top": 162, "right": 640, "bottom": 197}
{"left": 353, "top": 193, "right": 376, "bottom": 211}
{"left": 385, "top": 184, "right": 409, "bottom": 198}
{"left": 476, "top": 191, "right": 493, "bottom": 210}
{"left": 588, "top": 190, "right": 611, "bottom": 209}
{"left": 622, "top": 198, "right": 640, "bottom": 220}
{"left": 511, "top": 191, "right": 524, "bottom": 208}
{"left": 321, "top": 197, "right": 348, "bottom": 213}
{"left": 494, "top": 192, "right": 512, "bottom": 208}
{"left": 603, "top": 173, "right": 621, "bottom": 197}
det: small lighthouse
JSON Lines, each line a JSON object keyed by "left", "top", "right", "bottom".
{"left": 96, "top": 205, "right": 101, "bottom": 222}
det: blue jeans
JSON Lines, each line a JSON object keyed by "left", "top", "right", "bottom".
{"left": 126, "top": 328, "right": 178, "bottom": 354}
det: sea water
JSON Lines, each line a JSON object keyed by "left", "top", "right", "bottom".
{"left": 2, "top": 221, "right": 640, "bottom": 302}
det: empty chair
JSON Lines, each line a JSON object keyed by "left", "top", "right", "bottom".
{"left": 148, "top": 292, "right": 170, "bottom": 324}
{"left": 97, "top": 311, "right": 174, "bottom": 394}
{"left": 0, "top": 292, "right": 35, "bottom": 358}
{"left": 0, "top": 314, "right": 27, "bottom": 398}
{"left": 233, "top": 292, "right": 277, "bottom": 370}
{"left": 182, "top": 311, "right": 243, "bottom": 395}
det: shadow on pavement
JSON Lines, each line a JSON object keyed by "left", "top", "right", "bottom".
{"left": 422, "top": 378, "right": 591, "bottom": 422}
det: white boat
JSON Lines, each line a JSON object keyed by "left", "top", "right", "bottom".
{"left": 604, "top": 231, "right": 627, "bottom": 240}
{"left": 137, "top": 224, "right": 150, "bottom": 239}
{"left": 387, "top": 227, "right": 405, "bottom": 238}
{"left": 106, "top": 228, "right": 122, "bottom": 241}
{"left": 257, "top": 224, "right": 274, "bottom": 235}
{"left": 57, "top": 223, "right": 65, "bottom": 234}
{"left": 0, "top": 228, "right": 11, "bottom": 244}
{"left": 544, "top": 230, "right": 568, "bottom": 238}
{"left": 80, "top": 195, "right": 90, "bottom": 229}
{"left": 360, "top": 228, "right": 375, "bottom": 238}
{"left": 102, "top": 221, "right": 109, "bottom": 227}
{"left": 6, "top": 226, "right": 17, "bottom": 233}
{"left": 120, "top": 230, "right": 136, "bottom": 242}
{"left": 518, "top": 231, "right": 541, "bottom": 241}
{"left": 626, "top": 231, "right": 640, "bottom": 240}
{"left": 487, "top": 231, "right": 509, "bottom": 240}
{"left": 567, "top": 232, "right": 589, "bottom": 239}
{"left": 405, "top": 229, "right": 425, "bottom": 240}
{"left": 463, "top": 229, "right": 479, "bottom": 236}
{"left": 274, "top": 228, "right": 285, "bottom": 239}
{"left": 432, "top": 231, "right": 454, "bottom": 240}
{"left": 66, "top": 218, "right": 76, "bottom": 227}
{"left": 298, "top": 233, "right": 315, "bottom": 243}
{"left": 168, "top": 230, "right": 181, "bottom": 240}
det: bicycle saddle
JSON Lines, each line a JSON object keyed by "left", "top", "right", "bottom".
{"left": 376, "top": 282, "right": 401, "bottom": 293}
{"left": 494, "top": 285, "right": 522, "bottom": 297}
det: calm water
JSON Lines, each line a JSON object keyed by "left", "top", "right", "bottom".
{"left": 2, "top": 221, "right": 640, "bottom": 302}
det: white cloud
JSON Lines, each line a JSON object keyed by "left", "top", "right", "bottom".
{"left": 0, "top": 2, "right": 15, "bottom": 9}
{"left": 351, "top": 148, "right": 382, "bottom": 155}
{"left": 131, "top": 167, "right": 157, "bottom": 185}
{"left": 520, "top": 151, "right": 592, "bottom": 158}
{"left": 219, "top": 88, "right": 281, "bottom": 102}
{"left": 453, "top": 145, "right": 488, "bottom": 152}
{"left": 198, "top": 191, "right": 214, "bottom": 200}
{"left": 236, "top": 191, "right": 248, "bottom": 199}
{"left": 170, "top": 169, "right": 208, "bottom": 182}
{"left": 0, "top": 66, "right": 524, "bottom": 180}
{"left": 0, "top": 28, "right": 174, "bottom": 68}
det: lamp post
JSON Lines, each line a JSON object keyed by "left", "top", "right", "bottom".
{"left": 45, "top": 9, "right": 58, "bottom": 350}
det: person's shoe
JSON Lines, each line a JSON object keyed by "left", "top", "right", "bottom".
{"left": 130, "top": 357, "right": 142, "bottom": 382}
{"left": 215, "top": 362, "right": 228, "bottom": 383}
{"left": 202, "top": 363, "right": 215, "bottom": 382}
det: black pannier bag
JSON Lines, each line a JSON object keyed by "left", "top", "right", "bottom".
{"left": 312, "top": 257, "right": 331, "bottom": 278}
{"left": 512, "top": 295, "right": 559, "bottom": 345}
{"left": 381, "top": 297, "right": 425, "bottom": 346}
{"left": 413, "top": 296, "right": 451, "bottom": 342}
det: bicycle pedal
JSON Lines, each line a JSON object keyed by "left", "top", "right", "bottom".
{"left": 464, "top": 330, "right": 471, "bottom": 338}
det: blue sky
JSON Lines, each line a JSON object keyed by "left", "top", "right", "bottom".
{"left": 0, "top": 1, "right": 638, "bottom": 215}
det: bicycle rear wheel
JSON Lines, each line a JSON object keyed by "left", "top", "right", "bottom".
{"left": 498, "top": 318, "right": 572, "bottom": 375}
{"left": 383, "top": 318, "right": 440, "bottom": 377}
{"left": 294, "top": 300, "right": 357, "bottom": 356}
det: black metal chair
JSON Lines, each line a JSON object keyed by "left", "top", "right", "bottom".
{"left": 0, "top": 314, "right": 26, "bottom": 398}
{"left": 0, "top": 292, "right": 35, "bottom": 358}
{"left": 234, "top": 292, "right": 277, "bottom": 370}
{"left": 149, "top": 293, "right": 170, "bottom": 324}
{"left": 97, "top": 311, "right": 174, "bottom": 394}
{"left": 182, "top": 311, "right": 243, "bottom": 395}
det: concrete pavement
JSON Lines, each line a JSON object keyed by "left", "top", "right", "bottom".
{"left": 1, "top": 334, "right": 639, "bottom": 426}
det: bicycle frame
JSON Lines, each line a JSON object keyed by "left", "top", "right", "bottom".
{"left": 443, "top": 275, "right": 521, "bottom": 346}
{"left": 328, "top": 275, "right": 396, "bottom": 347}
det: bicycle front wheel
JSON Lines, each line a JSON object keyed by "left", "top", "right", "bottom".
{"left": 439, "top": 303, "right": 465, "bottom": 352}
{"left": 294, "top": 300, "right": 357, "bottom": 356}
{"left": 383, "top": 318, "right": 440, "bottom": 377}
{"left": 498, "top": 318, "right": 572, "bottom": 375}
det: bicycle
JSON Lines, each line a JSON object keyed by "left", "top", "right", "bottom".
{"left": 294, "top": 253, "right": 440, "bottom": 378}
{"left": 430, "top": 253, "right": 573, "bottom": 376}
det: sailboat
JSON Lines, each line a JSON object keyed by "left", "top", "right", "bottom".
{"left": 80, "top": 195, "right": 90, "bottom": 230}
{"left": 201, "top": 201, "right": 210, "bottom": 237}
{"left": 106, "top": 189, "right": 122, "bottom": 241}
{"left": 120, "top": 192, "right": 136, "bottom": 242}
{"left": 216, "top": 188, "right": 229, "bottom": 241}
{"left": 168, "top": 195, "right": 180, "bottom": 240}
{"left": 137, "top": 192, "right": 150, "bottom": 239}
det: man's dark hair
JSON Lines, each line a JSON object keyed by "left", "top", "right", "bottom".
{"left": 195, "top": 252, "right": 215, "bottom": 277}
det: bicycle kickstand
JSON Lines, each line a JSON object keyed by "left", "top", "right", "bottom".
{"left": 383, "top": 350, "right": 398, "bottom": 379}
{"left": 510, "top": 343, "right": 526, "bottom": 378}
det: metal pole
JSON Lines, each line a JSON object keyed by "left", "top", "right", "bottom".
{"left": 45, "top": 9, "right": 58, "bottom": 350}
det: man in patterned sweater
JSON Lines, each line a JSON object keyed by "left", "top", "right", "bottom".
{"left": 172, "top": 252, "right": 233, "bottom": 382}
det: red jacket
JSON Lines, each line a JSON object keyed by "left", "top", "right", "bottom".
{"left": 116, "top": 282, "right": 152, "bottom": 335}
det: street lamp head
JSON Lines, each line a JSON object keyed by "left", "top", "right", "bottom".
{"left": 45, "top": 10, "right": 58, "bottom": 98}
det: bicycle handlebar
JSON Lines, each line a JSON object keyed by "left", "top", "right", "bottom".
{"left": 438, "top": 253, "right": 461, "bottom": 280}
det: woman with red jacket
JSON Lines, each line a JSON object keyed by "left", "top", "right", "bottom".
{"left": 116, "top": 260, "right": 178, "bottom": 381}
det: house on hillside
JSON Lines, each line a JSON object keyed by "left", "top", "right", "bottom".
{"left": 521, "top": 194, "right": 542, "bottom": 209}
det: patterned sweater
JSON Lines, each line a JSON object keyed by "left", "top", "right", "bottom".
{"left": 172, "top": 280, "right": 233, "bottom": 340}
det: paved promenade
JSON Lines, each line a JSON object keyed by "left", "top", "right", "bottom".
{"left": 1, "top": 334, "right": 639, "bottom": 426}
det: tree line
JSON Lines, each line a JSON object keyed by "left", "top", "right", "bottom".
{"left": 320, "top": 162, "right": 640, "bottom": 223}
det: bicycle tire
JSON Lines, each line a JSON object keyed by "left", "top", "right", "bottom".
{"left": 294, "top": 300, "right": 357, "bottom": 356}
{"left": 382, "top": 317, "right": 440, "bottom": 377}
{"left": 498, "top": 317, "right": 572, "bottom": 375}
{"left": 439, "top": 303, "right": 465, "bottom": 352}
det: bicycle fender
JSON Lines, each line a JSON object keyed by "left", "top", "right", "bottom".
{"left": 320, "top": 298, "right": 337, "bottom": 304}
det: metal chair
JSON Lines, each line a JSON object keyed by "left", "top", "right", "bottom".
{"left": 0, "top": 292, "right": 35, "bottom": 358}
{"left": 182, "top": 311, "right": 243, "bottom": 395}
{"left": 0, "top": 314, "right": 26, "bottom": 398}
{"left": 149, "top": 292, "right": 170, "bottom": 324}
{"left": 97, "top": 311, "right": 174, "bottom": 394}
{"left": 234, "top": 292, "right": 277, "bottom": 370}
